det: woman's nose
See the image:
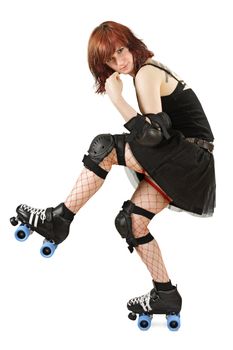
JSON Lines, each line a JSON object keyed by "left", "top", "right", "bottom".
{"left": 116, "top": 57, "right": 125, "bottom": 68}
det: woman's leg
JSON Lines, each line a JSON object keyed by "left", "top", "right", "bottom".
{"left": 63, "top": 141, "right": 181, "bottom": 316}
{"left": 65, "top": 141, "right": 170, "bottom": 282}
{"left": 15, "top": 139, "right": 169, "bottom": 268}
{"left": 65, "top": 143, "right": 144, "bottom": 213}
{"left": 130, "top": 179, "right": 170, "bottom": 282}
{"left": 124, "top": 176, "right": 182, "bottom": 318}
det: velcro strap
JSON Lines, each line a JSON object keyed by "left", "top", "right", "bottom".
{"left": 124, "top": 114, "right": 144, "bottom": 132}
{"left": 122, "top": 200, "right": 155, "bottom": 220}
{"left": 113, "top": 134, "right": 126, "bottom": 166}
{"left": 133, "top": 205, "right": 155, "bottom": 219}
{"left": 82, "top": 155, "right": 108, "bottom": 179}
{"left": 126, "top": 237, "right": 140, "bottom": 253}
{"left": 124, "top": 114, "right": 146, "bottom": 142}
{"left": 127, "top": 232, "right": 154, "bottom": 253}
{"left": 135, "top": 232, "right": 154, "bottom": 245}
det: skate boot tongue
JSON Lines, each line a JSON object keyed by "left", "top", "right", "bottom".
{"left": 44, "top": 207, "right": 53, "bottom": 222}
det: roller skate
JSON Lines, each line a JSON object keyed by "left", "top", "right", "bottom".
{"left": 127, "top": 281, "right": 182, "bottom": 331}
{"left": 10, "top": 203, "right": 74, "bottom": 258}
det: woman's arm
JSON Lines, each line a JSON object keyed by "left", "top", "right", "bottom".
{"left": 105, "top": 72, "right": 137, "bottom": 122}
{"left": 110, "top": 95, "right": 138, "bottom": 123}
{"left": 123, "top": 66, "right": 171, "bottom": 147}
{"left": 134, "top": 65, "right": 163, "bottom": 115}
{"left": 105, "top": 66, "right": 163, "bottom": 123}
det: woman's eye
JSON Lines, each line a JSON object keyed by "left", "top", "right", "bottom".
{"left": 117, "top": 47, "right": 124, "bottom": 54}
{"left": 105, "top": 47, "right": 125, "bottom": 64}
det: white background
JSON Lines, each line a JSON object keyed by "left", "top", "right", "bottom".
{"left": 0, "top": 0, "right": 232, "bottom": 349}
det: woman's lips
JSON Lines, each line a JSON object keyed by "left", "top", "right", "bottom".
{"left": 120, "top": 63, "right": 128, "bottom": 71}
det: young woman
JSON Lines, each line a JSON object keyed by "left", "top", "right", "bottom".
{"left": 12, "top": 21, "right": 215, "bottom": 325}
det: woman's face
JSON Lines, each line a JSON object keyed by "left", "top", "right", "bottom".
{"left": 105, "top": 46, "right": 134, "bottom": 75}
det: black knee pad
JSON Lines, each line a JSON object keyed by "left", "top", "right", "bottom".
{"left": 88, "top": 134, "right": 115, "bottom": 163}
{"left": 82, "top": 133, "right": 127, "bottom": 179}
{"left": 115, "top": 201, "right": 133, "bottom": 239}
{"left": 115, "top": 200, "right": 155, "bottom": 253}
{"left": 82, "top": 134, "right": 114, "bottom": 179}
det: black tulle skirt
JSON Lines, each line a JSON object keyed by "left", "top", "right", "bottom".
{"left": 126, "top": 130, "right": 216, "bottom": 216}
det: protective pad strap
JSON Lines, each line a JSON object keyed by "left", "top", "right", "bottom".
{"left": 124, "top": 114, "right": 145, "bottom": 142}
{"left": 135, "top": 232, "right": 154, "bottom": 245}
{"left": 113, "top": 134, "right": 126, "bottom": 166}
{"left": 122, "top": 200, "right": 155, "bottom": 220}
{"left": 82, "top": 155, "right": 108, "bottom": 179}
{"left": 127, "top": 232, "right": 154, "bottom": 253}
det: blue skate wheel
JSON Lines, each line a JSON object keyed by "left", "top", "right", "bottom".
{"left": 138, "top": 314, "right": 152, "bottom": 331}
{"left": 166, "top": 314, "right": 180, "bottom": 331}
{"left": 40, "top": 240, "right": 57, "bottom": 258}
{"left": 14, "top": 224, "right": 30, "bottom": 242}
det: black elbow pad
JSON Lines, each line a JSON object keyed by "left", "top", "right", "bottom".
{"left": 137, "top": 122, "right": 163, "bottom": 146}
{"left": 145, "top": 112, "right": 172, "bottom": 140}
{"left": 124, "top": 112, "right": 172, "bottom": 147}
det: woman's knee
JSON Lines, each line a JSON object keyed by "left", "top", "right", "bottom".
{"left": 82, "top": 133, "right": 119, "bottom": 178}
{"left": 131, "top": 214, "right": 150, "bottom": 238}
{"left": 114, "top": 200, "right": 155, "bottom": 252}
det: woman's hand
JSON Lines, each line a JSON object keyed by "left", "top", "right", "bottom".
{"left": 105, "top": 72, "right": 123, "bottom": 103}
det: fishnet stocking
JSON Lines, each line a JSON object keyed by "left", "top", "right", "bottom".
{"left": 65, "top": 168, "right": 105, "bottom": 213}
{"left": 65, "top": 149, "right": 118, "bottom": 213}
{"left": 131, "top": 180, "right": 170, "bottom": 282}
{"left": 65, "top": 142, "right": 170, "bottom": 283}
{"left": 65, "top": 144, "right": 140, "bottom": 212}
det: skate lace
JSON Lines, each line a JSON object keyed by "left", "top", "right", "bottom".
{"left": 21, "top": 204, "right": 46, "bottom": 223}
{"left": 129, "top": 292, "right": 152, "bottom": 312}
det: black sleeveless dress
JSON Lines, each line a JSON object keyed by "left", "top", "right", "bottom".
{"left": 124, "top": 63, "right": 216, "bottom": 216}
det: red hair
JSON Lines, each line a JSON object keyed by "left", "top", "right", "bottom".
{"left": 88, "top": 21, "right": 154, "bottom": 93}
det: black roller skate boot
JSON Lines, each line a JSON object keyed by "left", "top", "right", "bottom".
{"left": 10, "top": 203, "right": 74, "bottom": 257}
{"left": 127, "top": 281, "right": 182, "bottom": 331}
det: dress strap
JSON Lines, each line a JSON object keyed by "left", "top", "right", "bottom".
{"left": 140, "top": 62, "right": 186, "bottom": 88}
